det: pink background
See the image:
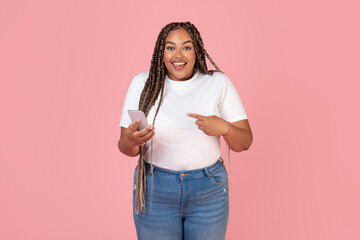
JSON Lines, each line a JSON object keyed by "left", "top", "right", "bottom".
{"left": 1, "top": 0, "right": 359, "bottom": 239}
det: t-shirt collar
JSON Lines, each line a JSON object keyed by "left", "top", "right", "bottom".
{"left": 165, "top": 69, "right": 199, "bottom": 85}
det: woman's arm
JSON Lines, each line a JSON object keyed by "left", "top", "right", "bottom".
{"left": 187, "top": 113, "right": 253, "bottom": 152}
{"left": 222, "top": 119, "right": 252, "bottom": 152}
{"left": 118, "top": 120, "right": 155, "bottom": 157}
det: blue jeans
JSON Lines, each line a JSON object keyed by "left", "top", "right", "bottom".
{"left": 132, "top": 158, "right": 229, "bottom": 240}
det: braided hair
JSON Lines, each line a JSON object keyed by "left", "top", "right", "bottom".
{"left": 135, "top": 21, "right": 223, "bottom": 214}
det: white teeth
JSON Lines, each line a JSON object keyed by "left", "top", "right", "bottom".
{"left": 173, "top": 62, "right": 186, "bottom": 66}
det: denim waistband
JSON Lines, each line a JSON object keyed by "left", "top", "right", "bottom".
{"left": 144, "top": 157, "right": 224, "bottom": 179}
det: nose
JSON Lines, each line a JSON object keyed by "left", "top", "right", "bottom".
{"left": 174, "top": 48, "right": 183, "bottom": 57}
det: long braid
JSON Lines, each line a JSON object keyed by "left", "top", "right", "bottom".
{"left": 134, "top": 21, "right": 224, "bottom": 214}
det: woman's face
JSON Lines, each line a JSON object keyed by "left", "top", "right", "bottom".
{"left": 163, "top": 27, "right": 196, "bottom": 81}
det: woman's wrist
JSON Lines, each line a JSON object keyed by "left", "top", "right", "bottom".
{"left": 222, "top": 121, "right": 232, "bottom": 137}
{"left": 119, "top": 138, "right": 140, "bottom": 157}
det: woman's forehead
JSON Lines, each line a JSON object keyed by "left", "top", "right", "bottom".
{"left": 166, "top": 27, "right": 192, "bottom": 41}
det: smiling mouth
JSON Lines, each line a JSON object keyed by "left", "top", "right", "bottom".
{"left": 172, "top": 62, "right": 187, "bottom": 66}
{"left": 172, "top": 62, "right": 187, "bottom": 70}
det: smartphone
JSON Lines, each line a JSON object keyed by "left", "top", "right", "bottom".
{"left": 128, "top": 110, "right": 149, "bottom": 131}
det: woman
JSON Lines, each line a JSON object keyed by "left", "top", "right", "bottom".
{"left": 118, "top": 21, "right": 253, "bottom": 240}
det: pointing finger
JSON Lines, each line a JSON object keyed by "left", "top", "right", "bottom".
{"left": 187, "top": 113, "right": 205, "bottom": 120}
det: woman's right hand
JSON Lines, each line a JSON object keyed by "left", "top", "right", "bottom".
{"left": 126, "top": 120, "right": 155, "bottom": 148}
{"left": 118, "top": 120, "right": 155, "bottom": 157}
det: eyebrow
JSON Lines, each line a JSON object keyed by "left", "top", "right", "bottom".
{"left": 165, "top": 40, "right": 193, "bottom": 45}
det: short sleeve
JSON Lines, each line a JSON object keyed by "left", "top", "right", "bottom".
{"left": 119, "top": 72, "right": 147, "bottom": 128}
{"left": 219, "top": 74, "right": 248, "bottom": 122}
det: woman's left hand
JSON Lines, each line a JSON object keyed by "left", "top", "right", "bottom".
{"left": 187, "top": 113, "right": 230, "bottom": 136}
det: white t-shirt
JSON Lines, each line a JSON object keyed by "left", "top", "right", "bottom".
{"left": 119, "top": 69, "right": 248, "bottom": 171}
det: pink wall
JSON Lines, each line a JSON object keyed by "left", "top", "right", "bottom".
{"left": 1, "top": 0, "right": 359, "bottom": 239}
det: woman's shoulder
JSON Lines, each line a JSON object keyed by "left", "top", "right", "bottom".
{"left": 128, "top": 71, "right": 149, "bottom": 89}
{"left": 199, "top": 70, "right": 231, "bottom": 85}
{"left": 132, "top": 71, "right": 149, "bottom": 83}
{"left": 125, "top": 71, "right": 149, "bottom": 93}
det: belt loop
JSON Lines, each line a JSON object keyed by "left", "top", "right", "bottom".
{"left": 149, "top": 165, "right": 155, "bottom": 176}
{"left": 203, "top": 166, "right": 212, "bottom": 178}
{"left": 219, "top": 157, "right": 224, "bottom": 164}
{"left": 145, "top": 161, "right": 155, "bottom": 176}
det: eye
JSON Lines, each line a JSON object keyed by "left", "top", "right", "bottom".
{"left": 166, "top": 47, "right": 174, "bottom": 50}
{"left": 184, "top": 46, "right": 192, "bottom": 50}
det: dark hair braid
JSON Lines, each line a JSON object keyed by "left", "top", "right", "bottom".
{"left": 134, "top": 21, "right": 223, "bottom": 214}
